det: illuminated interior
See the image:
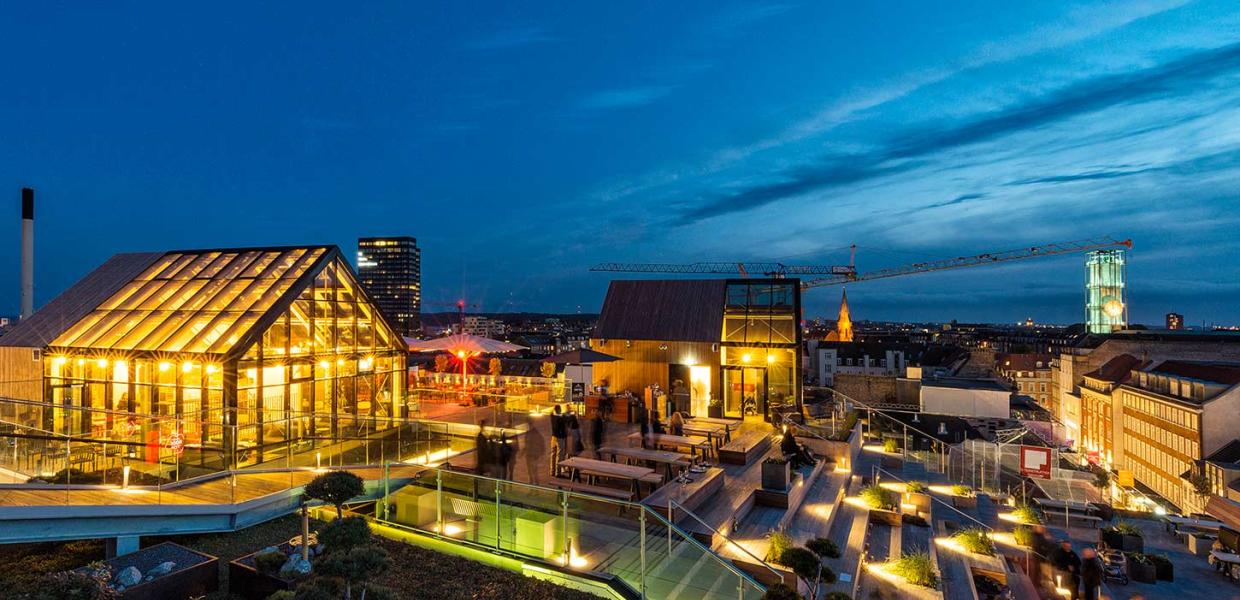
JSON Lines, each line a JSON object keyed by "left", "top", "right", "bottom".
{"left": 720, "top": 281, "right": 799, "bottom": 418}
{"left": 26, "top": 246, "right": 408, "bottom": 472}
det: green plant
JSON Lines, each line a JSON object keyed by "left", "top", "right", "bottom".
{"left": 951, "top": 527, "right": 996, "bottom": 556}
{"left": 950, "top": 484, "right": 973, "bottom": 497}
{"left": 1013, "top": 526, "right": 1035, "bottom": 548}
{"left": 777, "top": 548, "right": 836, "bottom": 600}
{"left": 319, "top": 516, "right": 372, "bottom": 554}
{"left": 760, "top": 583, "right": 801, "bottom": 600}
{"left": 304, "top": 471, "right": 366, "bottom": 519}
{"left": 1011, "top": 504, "right": 1041, "bottom": 525}
{"left": 25, "top": 571, "right": 118, "bottom": 600}
{"left": 859, "top": 484, "right": 898, "bottom": 511}
{"left": 883, "top": 437, "right": 899, "bottom": 453}
{"left": 806, "top": 537, "right": 841, "bottom": 560}
{"left": 1109, "top": 521, "right": 1143, "bottom": 538}
{"left": 904, "top": 480, "right": 927, "bottom": 494}
{"left": 766, "top": 531, "right": 794, "bottom": 563}
{"left": 255, "top": 548, "right": 288, "bottom": 575}
{"left": 314, "top": 545, "right": 392, "bottom": 600}
{"left": 765, "top": 455, "right": 790, "bottom": 465}
{"left": 888, "top": 552, "right": 938, "bottom": 588}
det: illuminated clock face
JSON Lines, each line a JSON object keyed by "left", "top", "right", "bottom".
{"left": 1102, "top": 297, "right": 1124, "bottom": 318}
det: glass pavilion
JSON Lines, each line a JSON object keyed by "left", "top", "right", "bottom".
{"left": 10, "top": 246, "right": 408, "bottom": 477}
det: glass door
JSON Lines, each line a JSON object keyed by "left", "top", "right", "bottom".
{"left": 723, "top": 367, "right": 765, "bottom": 418}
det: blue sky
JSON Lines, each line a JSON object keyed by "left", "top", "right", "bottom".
{"left": 2, "top": 1, "right": 1238, "bottom": 325}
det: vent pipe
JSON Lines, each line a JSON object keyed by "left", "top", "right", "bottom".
{"left": 20, "top": 187, "right": 33, "bottom": 320}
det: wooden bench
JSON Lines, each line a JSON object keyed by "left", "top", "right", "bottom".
{"left": 717, "top": 430, "right": 773, "bottom": 465}
{"left": 552, "top": 480, "right": 635, "bottom": 501}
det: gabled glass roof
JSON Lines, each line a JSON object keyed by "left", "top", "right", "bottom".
{"left": 51, "top": 247, "right": 328, "bottom": 354}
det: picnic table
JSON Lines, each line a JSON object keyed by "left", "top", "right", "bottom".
{"left": 625, "top": 432, "right": 712, "bottom": 460}
{"left": 686, "top": 417, "right": 741, "bottom": 442}
{"left": 558, "top": 456, "right": 657, "bottom": 498}
{"left": 599, "top": 445, "right": 693, "bottom": 481}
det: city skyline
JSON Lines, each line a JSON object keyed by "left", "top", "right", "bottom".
{"left": 3, "top": 2, "right": 1239, "bottom": 324}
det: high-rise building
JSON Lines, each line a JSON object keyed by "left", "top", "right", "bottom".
{"left": 1085, "top": 249, "right": 1127, "bottom": 334}
{"left": 1167, "top": 312, "right": 1184, "bottom": 330}
{"left": 357, "top": 237, "right": 421, "bottom": 336}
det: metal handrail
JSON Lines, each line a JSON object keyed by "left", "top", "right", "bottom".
{"left": 669, "top": 498, "right": 783, "bottom": 581}
{"left": 641, "top": 503, "right": 768, "bottom": 593}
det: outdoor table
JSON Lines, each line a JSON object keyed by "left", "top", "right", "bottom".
{"left": 679, "top": 424, "right": 727, "bottom": 451}
{"left": 599, "top": 445, "right": 693, "bottom": 481}
{"left": 558, "top": 456, "right": 656, "bottom": 497}
{"left": 685, "top": 417, "right": 741, "bottom": 443}
{"left": 625, "top": 432, "right": 712, "bottom": 460}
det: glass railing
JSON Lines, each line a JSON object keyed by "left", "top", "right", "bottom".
{"left": 377, "top": 467, "right": 766, "bottom": 599}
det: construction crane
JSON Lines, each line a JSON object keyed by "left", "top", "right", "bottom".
{"left": 800, "top": 237, "right": 1132, "bottom": 289}
{"left": 425, "top": 300, "right": 481, "bottom": 328}
{"left": 592, "top": 237, "right": 1131, "bottom": 290}
{"left": 591, "top": 246, "right": 857, "bottom": 279}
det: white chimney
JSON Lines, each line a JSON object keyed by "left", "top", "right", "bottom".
{"left": 20, "top": 187, "right": 33, "bottom": 320}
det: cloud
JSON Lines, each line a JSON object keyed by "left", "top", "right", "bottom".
{"left": 465, "top": 26, "right": 554, "bottom": 51}
{"left": 577, "top": 86, "right": 677, "bottom": 111}
{"left": 708, "top": 4, "right": 796, "bottom": 36}
{"left": 1007, "top": 147, "right": 1240, "bottom": 186}
{"left": 676, "top": 41, "right": 1240, "bottom": 224}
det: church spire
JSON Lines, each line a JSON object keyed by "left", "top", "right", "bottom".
{"left": 835, "top": 288, "right": 853, "bottom": 342}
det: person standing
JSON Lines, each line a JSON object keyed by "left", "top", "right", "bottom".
{"left": 637, "top": 405, "right": 650, "bottom": 449}
{"left": 476, "top": 420, "right": 490, "bottom": 477}
{"left": 550, "top": 404, "right": 568, "bottom": 476}
{"left": 590, "top": 412, "right": 606, "bottom": 459}
{"left": 568, "top": 409, "right": 583, "bottom": 456}
{"left": 1080, "top": 547, "right": 1103, "bottom": 600}
{"left": 1051, "top": 540, "right": 1082, "bottom": 600}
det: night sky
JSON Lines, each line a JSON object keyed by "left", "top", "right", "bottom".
{"left": 2, "top": 2, "right": 1238, "bottom": 325}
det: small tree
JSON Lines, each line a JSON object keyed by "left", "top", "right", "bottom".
{"left": 760, "top": 583, "right": 801, "bottom": 600}
{"left": 434, "top": 354, "right": 451, "bottom": 373}
{"left": 319, "top": 516, "right": 372, "bottom": 553}
{"left": 305, "top": 471, "right": 366, "bottom": 519}
{"left": 1189, "top": 471, "right": 1213, "bottom": 511}
{"left": 488, "top": 357, "right": 503, "bottom": 378}
{"left": 1094, "top": 470, "right": 1111, "bottom": 502}
{"left": 314, "top": 545, "right": 391, "bottom": 600}
{"left": 540, "top": 361, "right": 557, "bottom": 379}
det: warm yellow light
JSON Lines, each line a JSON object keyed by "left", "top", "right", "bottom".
{"left": 455, "top": 350, "right": 466, "bottom": 359}
{"left": 742, "top": 353, "right": 752, "bottom": 363}
{"left": 318, "top": 360, "right": 330, "bottom": 369}
{"left": 767, "top": 354, "right": 775, "bottom": 364}
{"left": 336, "top": 358, "right": 344, "bottom": 366}
{"left": 52, "top": 356, "right": 66, "bottom": 366}
{"left": 95, "top": 358, "right": 108, "bottom": 368}
{"left": 158, "top": 362, "right": 171, "bottom": 372}
{"left": 205, "top": 364, "right": 218, "bottom": 374}
{"left": 76, "top": 358, "right": 85, "bottom": 366}
{"left": 182, "top": 361, "right": 193, "bottom": 373}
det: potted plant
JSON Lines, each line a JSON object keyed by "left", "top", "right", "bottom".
{"left": 1010, "top": 504, "right": 1042, "bottom": 527}
{"left": 950, "top": 484, "right": 977, "bottom": 509}
{"left": 860, "top": 484, "right": 902, "bottom": 526}
{"left": 1013, "top": 525, "right": 1036, "bottom": 548}
{"left": 1127, "top": 552, "right": 1157, "bottom": 584}
{"left": 902, "top": 480, "right": 931, "bottom": 516}
{"left": 708, "top": 395, "right": 724, "bottom": 419}
{"left": 762, "top": 456, "right": 791, "bottom": 491}
{"left": 952, "top": 527, "right": 996, "bottom": 557}
{"left": 1148, "top": 553, "right": 1173, "bottom": 581}
{"left": 887, "top": 552, "right": 939, "bottom": 589}
{"left": 1101, "top": 521, "right": 1144, "bottom": 553}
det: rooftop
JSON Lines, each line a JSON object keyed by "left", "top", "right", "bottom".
{"left": 1083, "top": 353, "right": 1146, "bottom": 383}
{"left": 921, "top": 376, "right": 1009, "bottom": 392}
{"left": 1206, "top": 439, "right": 1240, "bottom": 467}
{"left": 1146, "top": 360, "right": 1240, "bottom": 386}
{"left": 593, "top": 279, "right": 728, "bottom": 343}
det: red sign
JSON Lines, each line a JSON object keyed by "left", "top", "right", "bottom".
{"left": 168, "top": 431, "right": 185, "bottom": 457}
{"left": 1020, "top": 445, "right": 1052, "bottom": 480}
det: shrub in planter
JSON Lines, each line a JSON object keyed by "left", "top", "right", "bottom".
{"left": 1101, "top": 522, "right": 1144, "bottom": 553}
{"left": 950, "top": 484, "right": 972, "bottom": 497}
{"left": 888, "top": 552, "right": 938, "bottom": 589}
{"left": 1011, "top": 504, "right": 1041, "bottom": 525}
{"left": 905, "top": 480, "right": 927, "bottom": 494}
{"left": 1147, "top": 553, "right": 1173, "bottom": 581}
{"left": 766, "top": 531, "right": 794, "bottom": 564}
{"left": 254, "top": 549, "right": 288, "bottom": 576}
{"left": 952, "top": 527, "right": 996, "bottom": 557}
{"left": 762, "top": 456, "right": 791, "bottom": 491}
{"left": 950, "top": 485, "right": 976, "bottom": 508}
{"left": 883, "top": 437, "right": 899, "bottom": 453}
{"left": 1126, "top": 553, "right": 1157, "bottom": 583}
{"left": 1013, "top": 526, "right": 1036, "bottom": 548}
{"left": 859, "top": 485, "right": 898, "bottom": 511}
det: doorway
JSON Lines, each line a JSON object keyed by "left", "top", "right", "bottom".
{"left": 722, "top": 366, "right": 765, "bottom": 419}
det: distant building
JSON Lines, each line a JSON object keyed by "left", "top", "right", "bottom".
{"left": 1203, "top": 439, "right": 1240, "bottom": 505}
{"left": 460, "top": 316, "right": 505, "bottom": 338}
{"left": 825, "top": 289, "right": 853, "bottom": 342}
{"left": 810, "top": 341, "right": 907, "bottom": 387}
{"left": 996, "top": 353, "right": 1053, "bottom": 409}
{"left": 1085, "top": 249, "right": 1127, "bottom": 334}
{"left": 357, "top": 237, "right": 421, "bottom": 336}
{"left": 1166, "top": 312, "right": 1184, "bottom": 330}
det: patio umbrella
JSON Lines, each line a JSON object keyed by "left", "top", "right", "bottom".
{"left": 405, "top": 334, "right": 526, "bottom": 389}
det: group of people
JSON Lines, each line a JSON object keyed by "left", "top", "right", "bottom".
{"left": 1049, "top": 539, "right": 1105, "bottom": 600}
{"left": 474, "top": 420, "right": 516, "bottom": 480}
{"left": 549, "top": 404, "right": 608, "bottom": 476}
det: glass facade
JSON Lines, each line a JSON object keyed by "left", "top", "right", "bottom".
{"left": 1085, "top": 250, "right": 1126, "bottom": 334}
{"left": 357, "top": 237, "right": 421, "bottom": 336}
{"left": 16, "top": 247, "right": 408, "bottom": 477}
{"left": 719, "top": 281, "right": 800, "bottom": 419}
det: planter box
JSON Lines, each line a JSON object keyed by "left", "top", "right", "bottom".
{"left": 904, "top": 492, "right": 932, "bottom": 515}
{"left": 1153, "top": 558, "right": 1174, "bottom": 582}
{"left": 79, "top": 542, "right": 217, "bottom": 600}
{"left": 229, "top": 557, "right": 297, "bottom": 600}
{"left": 762, "top": 460, "right": 791, "bottom": 491}
{"left": 1187, "top": 533, "right": 1216, "bottom": 557}
{"left": 952, "top": 495, "right": 977, "bottom": 509}
{"left": 1128, "top": 559, "right": 1157, "bottom": 584}
{"left": 869, "top": 508, "right": 903, "bottom": 527}
{"left": 1100, "top": 530, "right": 1144, "bottom": 553}
{"left": 708, "top": 404, "right": 724, "bottom": 419}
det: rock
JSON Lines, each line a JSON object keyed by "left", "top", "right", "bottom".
{"left": 114, "top": 566, "right": 142, "bottom": 588}
{"left": 147, "top": 561, "right": 176, "bottom": 578}
{"left": 279, "top": 556, "right": 313, "bottom": 578}
{"left": 260, "top": 545, "right": 281, "bottom": 555}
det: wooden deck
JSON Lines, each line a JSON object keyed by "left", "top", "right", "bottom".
{"left": 0, "top": 465, "right": 425, "bottom": 507}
